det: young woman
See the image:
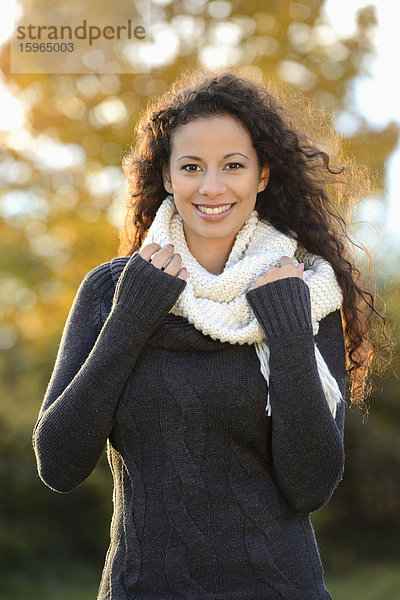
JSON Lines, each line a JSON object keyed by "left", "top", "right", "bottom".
{"left": 33, "top": 69, "right": 384, "bottom": 599}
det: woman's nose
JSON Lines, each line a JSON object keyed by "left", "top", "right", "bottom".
{"left": 198, "top": 170, "right": 227, "bottom": 196}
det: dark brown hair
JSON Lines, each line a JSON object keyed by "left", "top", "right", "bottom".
{"left": 119, "top": 67, "right": 392, "bottom": 413}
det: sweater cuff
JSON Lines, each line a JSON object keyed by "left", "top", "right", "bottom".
{"left": 112, "top": 252, "right": 186, "bottom": 323}
{"left": 245, "top": 277, "right": 312, "bottom": 339}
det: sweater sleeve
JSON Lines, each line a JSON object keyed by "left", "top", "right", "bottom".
{"left": 33, "top": 253, "right": 186, "bottom": 493}
{"left": 245, "top": 276, "right": 346, "bottom": 513}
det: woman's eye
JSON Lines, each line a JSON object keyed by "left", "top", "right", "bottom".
{"left": 183, "top": 164, "right": 200, "bottom": 172}
{"left": 226, "top": 163, "right": 243, "bottom": 170}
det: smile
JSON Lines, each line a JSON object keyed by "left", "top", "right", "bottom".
{"left": 196, "top": 204, "right": 233, "bottom": 214}
{"left": 193, "top": 203, "right": 235, "bottom": 222}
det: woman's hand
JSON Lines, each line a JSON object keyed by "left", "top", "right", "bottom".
{"left": 248, "top": 256, "right": 304, "bottom": 291}
{"left": 139, "top": 243, "right": 188, "bottom": 281}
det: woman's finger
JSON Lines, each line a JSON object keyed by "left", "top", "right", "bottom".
{"left": 163, "top": 252, "right": 183, "bottom": 275}
{"left": 138, "top": 242, "right": 161, "bottom": 262}
{"left": 279, "top": 256, "right": 304, "bottom": 279}
{"left": 177, "top": 267, "right": 188, "bottom": 281}
{"left": 145, "top": 243, "right": 175, "bottom": 269}
{"left": 279, "top": 256, "right": 294, "bottom": 267}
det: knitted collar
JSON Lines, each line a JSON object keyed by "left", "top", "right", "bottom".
{"left": 144, "top": 195, "right": 344, "bottom": 417}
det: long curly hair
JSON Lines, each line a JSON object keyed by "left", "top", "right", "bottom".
{"left": 119, "top": 67, "right": 392, "bottom": 414}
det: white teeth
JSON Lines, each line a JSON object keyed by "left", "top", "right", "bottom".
{"left": 197, "top": 204, "right": 232, "bottom": 214}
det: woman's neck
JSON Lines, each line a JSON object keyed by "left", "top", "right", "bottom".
{"left": 183, "top": 228, "right": 235, "bottom": 275}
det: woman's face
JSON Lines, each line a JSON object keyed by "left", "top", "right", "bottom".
{"left": 162, "top": 114, "right": 269, "bottom": 262}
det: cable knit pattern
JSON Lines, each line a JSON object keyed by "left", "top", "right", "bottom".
{"left": 161, "top": 359, "right": 219, "bottom": 597}
{"left": 33, "top": 253, "right": 346, "bottom": 599}
{"left": 144, "top": 195, "right": 344, "bottom": 417}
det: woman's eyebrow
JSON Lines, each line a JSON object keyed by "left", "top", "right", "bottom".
{"left": 176, "top": 155, "right": 201, "bottom": 161}
{"left": 176, "top": 152, "right": 250, "bottom": 161}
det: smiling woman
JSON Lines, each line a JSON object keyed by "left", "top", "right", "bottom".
{"left": 33, "top": 68, "right": 389, "bottom": 600}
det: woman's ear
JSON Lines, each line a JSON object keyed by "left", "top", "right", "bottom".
{"left": 257, "top": 165, "right": 270, "bottom": 193}
{"left": 162, "top": 162, "right": 173, "bottom": 194}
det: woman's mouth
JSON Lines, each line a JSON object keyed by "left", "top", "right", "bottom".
{"left": 194, "top": 203, "right": 234, "bottom": 220}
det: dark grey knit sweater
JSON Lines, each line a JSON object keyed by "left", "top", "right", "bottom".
{"left": 33, "top": 252, "right": 346, "bottom": 600}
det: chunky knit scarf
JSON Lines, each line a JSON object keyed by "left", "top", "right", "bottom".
{"left": 144, "top": 195, "right": 344, "bottom": 418}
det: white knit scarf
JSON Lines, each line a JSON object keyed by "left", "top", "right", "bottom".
{"left": 144, "top": 195, "right": 344, "bottom": 418}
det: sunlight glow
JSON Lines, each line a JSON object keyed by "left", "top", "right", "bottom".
{"left": 123, "top": 24, "right": 179, "bottom": 69}
{"left": 0, "top": 0, "right": 21, "bottom": 46}
{"left": 30, "top": 136, "right": 86, "bottom": 172}
{"left": 0, "top": 85, "right": 25, "bottom": 130}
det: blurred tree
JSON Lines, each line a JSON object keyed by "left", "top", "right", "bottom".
{"left": 0, "top": 0, "right": 399, "bottom": 586}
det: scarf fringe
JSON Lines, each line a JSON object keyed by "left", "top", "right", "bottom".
{"left": 254, "top": 341, "right": 343, "bottom": 418}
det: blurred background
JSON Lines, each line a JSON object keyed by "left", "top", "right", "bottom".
{"left": 1, "top": 0, "right": 399, "bottom": 598}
